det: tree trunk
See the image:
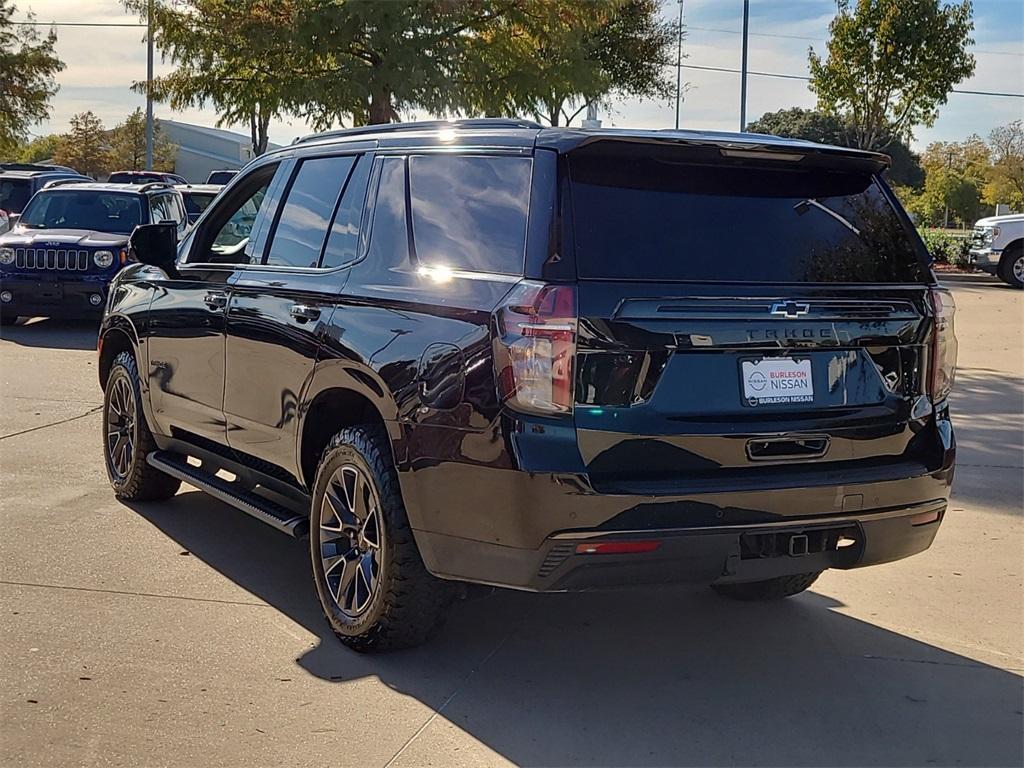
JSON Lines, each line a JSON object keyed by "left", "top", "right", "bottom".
{"left": 368, "top": 86, "right": 397, "bottom": 125}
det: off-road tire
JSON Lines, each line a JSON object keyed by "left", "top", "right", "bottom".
{"left": 996, "top": 244, "right": 1023, "bottom": 289}
{"left": 310, "top": 424, "right": 456, "bottom": 652}
{"left": 711, "top": 571, "right": 822, "bottom": 601}
{"left": 103, "top": 350, "right": 181, "bottom": 501}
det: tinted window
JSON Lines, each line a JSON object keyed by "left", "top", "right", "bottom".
{"left": 0, "top": 178, "right": 33, "bottom": 213}
{"left": 19, "top": 190, "right": 142, "bottom": 234}
{"left": 322, "top": 156, "right": 370, "bottom": 268}
{"left": 150, "top": 193, "right": 181, "bottom": 225}
{"left": 265, "top": 156, "right": 355, "bottom": 268}
{"left": 366, "top": 157, "right": 409, "bottom": 264}
{"left": 182, "top": 192, "right": 216, "bottom": 217}
{"left": 569, "top": 152, "right": 927, "bottom": 283}
{"left": 409, "top": 155, "right": 531, "bottom": 275}
{"left": 207, "top": 170, "right": 237, "bottom": 185}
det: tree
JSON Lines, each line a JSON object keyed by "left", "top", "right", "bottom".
{"left": 808, "top": 0, "right": 975, "bottom": 150}
{"left": 124, "top": 0, "right": 296, "bottom": 154}
{"left": 0, "top": 0, "right": 65, "bottom": 156}
{"left": 131, "top": 0, "right": 677, "bottom": 139}
{"left": 16, "top": 133, "right": 61, "bottom": 163}
{"left": 984, "top": 121, "right": 1024, "bottom": 209}
{"left": 53, "top": 111, "right": 110, "bottom": 178}
{"left": 109, "top": 108, "right": 177, "bottom": 171}
{"left": 463, "top": 0, "right": 677, "bottom": 126}
{"left": 745, "top": 107, "right": 923, "bottom": 187}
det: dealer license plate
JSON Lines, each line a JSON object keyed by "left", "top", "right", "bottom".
{"left": 741, "top": 358, "right": 814, "bottom": 405}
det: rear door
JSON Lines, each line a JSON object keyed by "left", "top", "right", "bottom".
{"left": 564, "top": 143, "right": 936, "bottom": 494}
{"left": 222, "top": 151, "right": 372, "bottom": 478}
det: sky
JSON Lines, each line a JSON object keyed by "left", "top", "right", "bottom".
{"left": 13, "top": 0, "right": 1024, "bottom": 151}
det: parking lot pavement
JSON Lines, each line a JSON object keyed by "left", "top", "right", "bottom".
{"left": 1, "top": 278, "right": 1021, "bottom": 768}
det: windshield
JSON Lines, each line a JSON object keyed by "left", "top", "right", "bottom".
{"left": 19, "top": 190, "right": 144, "bottom": 234}
{"left": 569, "top": 152, "right": 928, "bottom": 283}
{"left": 0, "top": 179, "right": 33, "bottom": 214}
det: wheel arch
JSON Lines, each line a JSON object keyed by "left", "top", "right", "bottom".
{"left": 297, "top": 361, "right": 403, "bottom": 491}
{"left": 98, "top": 316, "right": 141, "bottom": 389}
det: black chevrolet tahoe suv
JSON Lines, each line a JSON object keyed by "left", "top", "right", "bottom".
{"left": 98, "top": 119, "right": 957, "bottom": 651}
{"left": 0, "top": 182, "right": 188, "bottom": 323}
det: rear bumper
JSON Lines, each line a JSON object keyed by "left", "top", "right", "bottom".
{"left": 416, "top": 501, "right": 946, "bottom": 591}
{"left": 400, "top": 412, "right": 955, "bottom": 591}
{"left": 0, "top": 273, "right": 109, "bottom": 318}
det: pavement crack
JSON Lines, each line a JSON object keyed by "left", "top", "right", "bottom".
{"left": 860, "top": 653, "right": 1023, "bottom": 672}
{"left": 0, "top": 405, "right": 103, "bottom": 440}
{"left": 0, "top": 579, "right": 269, "bottom": 608}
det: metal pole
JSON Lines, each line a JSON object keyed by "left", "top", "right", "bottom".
{"left": 674, "top": 0, "right": 684, "bottom": 129}
{"left": 739, "top": 0, "right": 749, "bottom": 131}
{"left": 145, "top": 0, "right": 154, "bottom": 170}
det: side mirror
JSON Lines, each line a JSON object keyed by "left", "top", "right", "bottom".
{"left": 129, "top": 222, "right": 179, "bottom": 277}
{"left": 8, "top": 214, "right": 20, "bottom": 228}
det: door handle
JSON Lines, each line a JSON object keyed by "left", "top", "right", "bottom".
{"left": 289, "top": 304, "right": 321, "bottom": 322}
{"left": 204, "top": 291, "right": 228, "bottom": 309}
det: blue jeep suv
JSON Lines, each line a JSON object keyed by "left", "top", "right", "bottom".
{"left": 0, "top": 181, "right": 188, "bottom": 324}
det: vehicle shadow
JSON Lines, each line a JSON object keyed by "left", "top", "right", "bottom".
{"left": 0, "top": 317, "right": 99, "bottom": 350}
{"left": 130, "top": 491, "right": 1023, "bottom": 767}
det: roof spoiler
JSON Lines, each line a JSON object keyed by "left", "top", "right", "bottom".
{"left": 539, "top": 130, "right": 891, "bottom": 174}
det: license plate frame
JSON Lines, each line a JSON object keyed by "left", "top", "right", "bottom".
{"left": 740, "top": 356, "right": 814, "bottom": 407}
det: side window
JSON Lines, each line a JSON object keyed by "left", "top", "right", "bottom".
{"left": 365, "top": 157, "right": 409, "bottom": 265}
{"left": 264, "top": 155, "right": 355, "bottom": 268}
{"left": 186, "top": 163, "right": 278, "bottom": 264}
{"left": 321, "top": 156, "right": 371, "bottom": 269}
{"left": 150, "top": 194, "right": 175, "bottom": 224}
{"left": 408, "top": 155, "right": 532, "bottom": 275}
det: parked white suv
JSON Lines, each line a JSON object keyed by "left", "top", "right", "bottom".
{"left": 969, "top": 213, "right": 1024, "bottom": 288}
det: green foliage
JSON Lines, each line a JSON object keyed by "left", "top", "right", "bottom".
{"left": 808, "top": 0, "right": 975, "bottom": 150}
{"left": 745, "top": 107, "right": 923, "bottom": 187}
{"left": 128, "top": 0, "right": 676, "bottom": 140}
{"left": 109, "top": 108, "right": 177, "bottom": 172}
{"left": 984, "top": 120, "right": 1024, "bottom": 210}
{"left": 918, "top": 229, "right": 970, "bottom": 266}
{"left": 17, "top": 133, "right": 61, "bottom": 163}
{"left": 0, "top": 0, "right": 65, "bottom": 156}
{"left": 53, "top": 111, "right": 110, "bottom": 179}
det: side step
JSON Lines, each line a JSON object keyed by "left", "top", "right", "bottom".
{"left": 147, "top": 450, "right": 309, "bottom": 537}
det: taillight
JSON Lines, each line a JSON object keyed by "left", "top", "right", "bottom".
{"left": 493, "top": 281, "right": 577, "bottom": 415}
{"left": 928, "top": 288, "right": 957, "bottom": 403}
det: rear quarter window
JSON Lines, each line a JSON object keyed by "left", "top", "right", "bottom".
{"left": 569, "top": 152, "right": 927, "bottom": 284}
{"left": 409, "top": 154, "right": 532, "bottom": 275}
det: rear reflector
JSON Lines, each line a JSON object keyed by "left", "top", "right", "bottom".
{"left": 574, "top": 540, "right": 661, "bottom": 555}
{"left": 909, "top": 509, "right": 942, "bottom": 526}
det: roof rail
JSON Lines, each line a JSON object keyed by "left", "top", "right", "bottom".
{"left": 294, "top": 118, "right": 544, "bottom": 145}
{"left": 41, "top": 178, "right": 90, "bottom": 189}
{"left": 137, "top": 182, "right": 174, "bottom": 193}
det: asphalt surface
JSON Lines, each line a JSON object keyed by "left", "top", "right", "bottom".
{"left": 1, "top": 273, "right": 1021, "bottom": 768}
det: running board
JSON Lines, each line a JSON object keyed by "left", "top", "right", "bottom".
{"left": 147, "top": 450, "right": 309, "bottom": 538}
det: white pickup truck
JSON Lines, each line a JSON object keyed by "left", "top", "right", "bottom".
{"left": 969, "top": 213, "right": 1023, "bottom": 288}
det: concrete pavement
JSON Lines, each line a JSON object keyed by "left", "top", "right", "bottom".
{"left": 1, "top": 275, "right": 1021, "bottom": 767}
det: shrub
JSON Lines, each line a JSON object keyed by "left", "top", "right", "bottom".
{"left": 917, "top": 229, "right": 973, "bottom": 268}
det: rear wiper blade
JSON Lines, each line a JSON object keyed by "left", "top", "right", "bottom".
{"left": 794, "top": 198, "right": 861, "bottom": 237}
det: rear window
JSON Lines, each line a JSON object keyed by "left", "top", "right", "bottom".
{"left": 409, "top": 154, "right": 531, "bottom": 275}
{"left": 182, "top": 192, "right": 216, "bottom": 216}
{"left": 569, "top": 153, "right": 927, "bottom": 283}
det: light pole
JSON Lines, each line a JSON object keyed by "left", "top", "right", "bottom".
{"left": 739, "top": 0, "right": 749, "bottom": 131}
{"left": 145, "top": 0, "right": 154, "bottom": 170}
{"left": 674, "top": 0, "right": 684, "bottom": 129}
